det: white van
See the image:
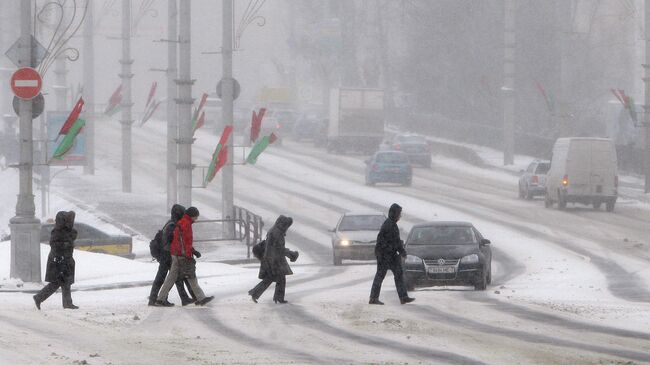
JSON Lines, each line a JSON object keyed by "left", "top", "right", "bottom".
{"left": 544, "top": 137, "right": 618, "bottom": 211}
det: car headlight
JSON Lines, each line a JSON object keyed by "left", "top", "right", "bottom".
{"left": 339, "top": 240, "right": 350, "bottom": 246}
{"left": 405, "top": 255, "right": 422, "bottom": 265}
{"left": 460, "top": 254, "right": 479, "bottom": 264}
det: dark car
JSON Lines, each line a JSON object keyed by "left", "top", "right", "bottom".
{"left": 331, "top": 211, "right": 386, "bottom": 265}
{"left": 365, "top": 151, "right": 412, "bottom": 186}
{"left": 402, "top": 222, "right": 492, "bottom": 290}
{"left": 391, "top": 134, "right": 431, "bottom": 168}
{"left": 518, "top": 160, "right": 550, "bottom": 200}
{"left": 5, "top": 222, "right": 134, "bottom": 259}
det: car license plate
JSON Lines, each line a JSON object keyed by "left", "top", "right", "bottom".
{"left": 427, "top": 266, "right": 455, "bottom": 274}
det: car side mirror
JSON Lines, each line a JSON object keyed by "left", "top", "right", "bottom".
{"left": 480, "top": 239, "right": 491, "bottom": 246}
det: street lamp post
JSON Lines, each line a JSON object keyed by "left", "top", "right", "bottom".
{"left": 222, "top": 0, "right": 235, "bottom": 236}
{"left": 120, "top": 0, "right": 133, "bottom": 193}
{"left": 10, "top": 0, "right": 41, "bottom": 282}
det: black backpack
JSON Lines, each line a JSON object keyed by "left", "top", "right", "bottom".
{"left": 149, "top": 221, "right": 174, "bottom": 261}
{"left": 252, "top": 239, "right": 266, "bottom": 261}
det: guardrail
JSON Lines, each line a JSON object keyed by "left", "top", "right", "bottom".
{"left": 192, "top": 205, "right": 264, "bottom": 259}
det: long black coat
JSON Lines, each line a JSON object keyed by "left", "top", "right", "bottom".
{"left": 159, "top": 204, "right": 185, "bottom": 264}
{"left": 259, "top": 215, "right": 295, "bottom": 279}
{"left": 44, "top": 211, "right": 77, "bottom": 283}
{"left": 375, "top": 203, "right": 406, "bottom": 262}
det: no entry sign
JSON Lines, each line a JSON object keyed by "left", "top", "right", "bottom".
{"left": 11, "top": 67, "right": 42, "bottom": 100}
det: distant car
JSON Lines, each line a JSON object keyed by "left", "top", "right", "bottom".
{"left": 402, "top": 221, "right": 492, "bottom": 291}
{"left": 391, "top": 134, "right": 431, "bottom": 167}
{"left": 313, "top": 118, "right": 329, "bottom": 147}
{"left": 292, "top": 111, "right": 324, "bottom": 141}
{"left": 331, "top": 212, "right": 386, "bottom": 265}
{"left": 518, "top": 160, "right": 550, "bottom": 200}
{"left": 6, "top": 222, "right": 134, "bottom": 259}
{"left": 271, "top": 109, "right": 298, "bottom": 133}
{"left": 365, "top": 151, "right": 412, "bottom": 186}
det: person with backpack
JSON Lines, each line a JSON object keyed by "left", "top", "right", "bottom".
{"left": 148, "top": 204, "right": 197, "bottom": 306}
{"left": 33, "top": 211, "right": 79, "bottom": 310}
{"left": 156, "top": 207, "right": 214, "bottom": 306}
{"left": 248, "top": 215, "right": 299, "bottom": 304}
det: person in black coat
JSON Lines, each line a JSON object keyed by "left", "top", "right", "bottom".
{"left": 248, "top": 215, "right": 299, "bottom": 304}
{"left": 33, "top": 211, "right": 79, "bottom": 310}
{"left": 369, "top": 203, "right": 415, "bottom": 305}
{"left": 148, "top": 204, "right": 197, "bottom": 306}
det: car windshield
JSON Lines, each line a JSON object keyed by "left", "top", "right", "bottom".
{"left": 338, "top": 215, "right": 385, "bottom": 231}
{"left": 398, "top": 135, "right": 426, "bottom": 144}
{"left": 408, "top": 226, "right": 476, "bottom": 245}
{"left": 535, "top": 162, "right": 550, "bottom": 174}
{"left": 375, "top": 153, "right": 408, "bottom": 164}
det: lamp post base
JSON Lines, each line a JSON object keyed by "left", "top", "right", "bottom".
{"left": 9, "top": 216, "right": 41, "bottom": 283}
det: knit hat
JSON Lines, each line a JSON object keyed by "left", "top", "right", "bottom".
{"left": 186, "top": 206, "right": 200, "bottom": 218}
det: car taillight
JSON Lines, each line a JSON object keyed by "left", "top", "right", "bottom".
{"left": 394, "top": 144, "right": 400, "bottom": 150}
{"left": 372, "top": 164, "right": 380, "bottom": 172}
{"left": 615, "top": 175, "right": 618, "bottom": 188}
{"left": 562, "top": 175, "right": 569, "bottom": 187}
{"left": 532, "top": 175, "right": 539, "bottom": 184}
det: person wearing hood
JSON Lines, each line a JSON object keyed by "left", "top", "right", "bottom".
{"left": 248, "top": 215, "right": 299, "bottom": 304}
{"left": 148, "top": 204, "right": 197, "bottom": 306}
{"left": 156, "top": 207, "right": 214, "bottom": 306}
{"left": 369, "top": 204, "right": 415, "bottom": 305}
{"left": 33, "top": 211, "right": 79, "bottom": 310}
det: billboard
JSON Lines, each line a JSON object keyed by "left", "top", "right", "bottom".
{"left": 47, "top": 111, "right": 86, "bottom": 165}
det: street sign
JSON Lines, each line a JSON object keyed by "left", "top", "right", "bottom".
{"left": 217, "top": 78, "right": 241, "bottom": 100}
{"left": 11, "top": 67, "right": 42, "bottom": 100}
{"left": 4, "top": 36, "right": 49, "bottom": 68}
{"left": 13, "top": 93, "right": 45, "bottom": 119}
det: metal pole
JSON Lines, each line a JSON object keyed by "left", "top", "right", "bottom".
{"left": 167, "top": 0, "right": 178, "bottom": 207}
{"left": 555, "top": 0, "right": 570, "bottom": 137}
{"left": 645, "top": 0, "right": 650, "bottom": 193}
{"left": 10, "top": 0, "right": 41, "bottom": 282}
{"left": 83, "top": 0, "right": 95, "bottom": 175}
{"left": 502, "top": 0, "right": 515, "bottom": 165}
{"left": 53, "top": 57, "right": 68, "bottom": 111}
{"left": 222, "top": 0, "right": 235, "bottom": 237}
{"left": 177, "top": 0, "right": 192, "bottom": 207}
{"left": 120, "top": 0, "right": 133, "bottom": 192}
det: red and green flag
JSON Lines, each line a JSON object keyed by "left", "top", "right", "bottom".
{"left": 611, "top": 89, "right": 637, "bottom": 122}
{"left": 250, "top": 108, "right": 266, "bottom": 142}
{"left": 140, "top": 82, "right": 161, "bottom": 126}
{"left": 192, "top": 93, "right": 208, "bottom": 133}
{"left": 204, "top": 125, "right": 234, "bottom": 185}
{"left": 51, "top": 119, "right": 86, "bottom": 161}
{"left": 534, "top": 80, "right": 555, "bottom": 113}
{"left": 246, "top": 133, "right": 277, "bottom": 165}
{"left": 59, "top": 97, "right": 84, "bottom": 136}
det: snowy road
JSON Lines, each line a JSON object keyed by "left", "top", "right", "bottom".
{"left": 1, "top": 119, "right": 649, "bottom": 364}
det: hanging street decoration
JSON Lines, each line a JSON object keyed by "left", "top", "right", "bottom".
{"left": 140, "top": 82, "right": 161, "bottom": 126}
{"left": 246, "top": 133, "right": 277, "bottom": 165}
{"left": 250, "top": 107, "right": 266, "bottom": 143}
{"left": 192, "top": 93, "right": 209, "bottom": 134}
{"left": 51, "top": 118, "right": 86, "bottom": 161}
{"left": 104, "top": 84, "right": 123, "bottom": 116}
{"left": 204, "top": 125, "right": 234, "bottom": 186}
{"left": 58, "top": 97, "right": 85, "bottom": 135}
{"left": 534, "top": 80, "right": 555, "bottom": 113}
{"left": 611, "top": 88, "right": 637, "bottom": 122}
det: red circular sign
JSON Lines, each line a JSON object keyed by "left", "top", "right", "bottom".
{"left": 11, "top": 67, "right": 42, "bottom": 100}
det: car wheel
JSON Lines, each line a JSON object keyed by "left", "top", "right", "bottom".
{"left": 592, "top": 202, "right": 602, "bottom": 210}
{"left": 518, "top": 183, "right": 524, "bottom": 199}
{"left": 474, "top": 270, "right": 487, "bottom": 291}
{"left": 557, "top": 191, "right": 567, "bottom": 210}
{"left": 333, "top": 253, "right": 342, "bottom": 266}
{"left": 544, "top": 194, "right": 553, "bottom": 208}
{"left": 524, "top": 185, "right": 533, "bottom": 200}
{"left": 606, "top": 200, "right": 615, "bottom": 212}
{"left": 486, "top": 265, "right": 492, "bottom": 284}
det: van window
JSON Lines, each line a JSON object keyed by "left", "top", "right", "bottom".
{"left": 535, "top": 162, "right": 550, "bottom": 174}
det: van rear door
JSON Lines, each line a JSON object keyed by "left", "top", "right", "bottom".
{"left": 589, "top": 140, "right": 617, "bottom": 196}
{"left": 566, "top": 140, "right": 591, "bottom": 194}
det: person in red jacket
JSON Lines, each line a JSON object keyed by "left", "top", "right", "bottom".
{"left": 156, "top": 207, "right": 213, "bottom": 306}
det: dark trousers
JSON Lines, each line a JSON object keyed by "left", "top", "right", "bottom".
{"left": 149, "top": 258, "right": 195, "bottom": 302}
{"left": 35, "top": 280, "right": 73, "bottom": 306}
{"left": 370, "top": 256, "right": 408, "bottom": 300}
{"left": 248, "top": 275, "right": 286, "bottom": 301}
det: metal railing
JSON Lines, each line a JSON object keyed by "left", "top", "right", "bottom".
{"left": 192, "top": 205, "right": 264, "bottom": 259}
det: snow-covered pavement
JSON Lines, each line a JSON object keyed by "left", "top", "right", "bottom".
{"left": 1, "top": 118, "right": 649, "bottom": 364}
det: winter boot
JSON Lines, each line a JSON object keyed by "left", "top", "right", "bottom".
{"left": 400, "top": 297, "right": 415, "bottom": 305}
{"left": 33, "top": 295, "right": 41, "bottom": 310}
{"left": 369, "top": 298, "right": 384, "bottom": 305}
